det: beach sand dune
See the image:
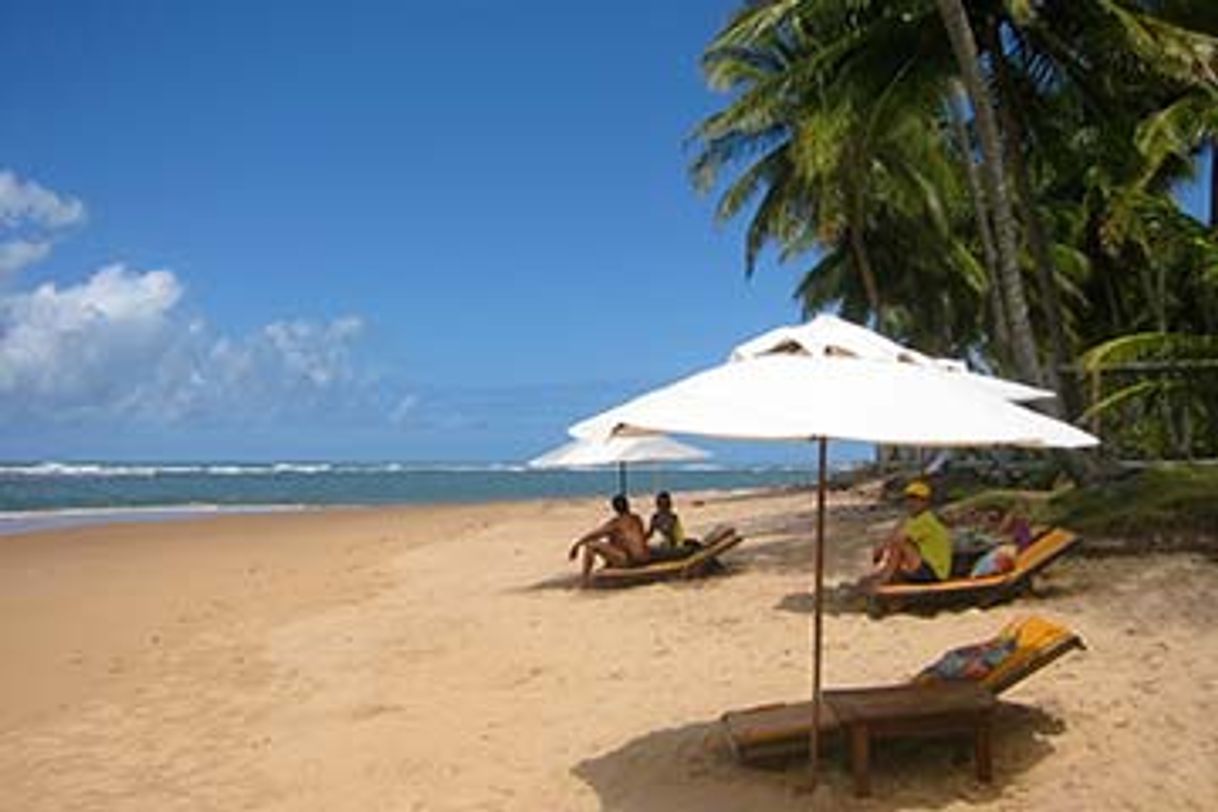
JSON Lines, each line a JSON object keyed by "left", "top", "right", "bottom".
{"left": 1, "top": 490, "right": 1215, "bottom": 810}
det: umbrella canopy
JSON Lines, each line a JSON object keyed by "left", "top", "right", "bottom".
{"left": 529, "top": 434, "right": 709, "bottom": 468}
{"left": 527, "top": 434, "right": 709, "bottom": 494}
{"left": 569, "top": 346, "right": 1097, "bottom": 784}
{"left": 729, "top": 314, "right": 1055, "bottom": 403}
{"left": 570, "top": 354, "right": 1095, "bottom": 448}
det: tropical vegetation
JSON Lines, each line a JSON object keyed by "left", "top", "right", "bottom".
{"left": 692, "top": 0, "right": 1218, "bottom": 460}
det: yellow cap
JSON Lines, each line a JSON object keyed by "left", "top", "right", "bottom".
{"left": 904, "top": 480, "right": 931, "bottom": 500}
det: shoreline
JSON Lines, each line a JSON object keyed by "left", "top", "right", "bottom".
{"left": 0, "top": 483, "right": 811, "bottom": 537}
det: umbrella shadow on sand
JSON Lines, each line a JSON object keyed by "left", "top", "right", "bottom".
{"left": 773, "top": 570, "right": 1091, "bottom": 619}
{"left": 775, "top": 581, "right": 874, "bottom": 617}
{"left": 571, "top": 703, "right": 1063, "bottom": 811}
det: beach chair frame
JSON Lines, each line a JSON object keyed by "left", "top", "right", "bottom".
{"left": 865, "top": 527, "right": 1082, "bottom": 616}
{"left": 588, "top": 525, "right": 744, "bottom": 587}
{"left": 720, "top": 620, "right": 1086, "bottom": 766}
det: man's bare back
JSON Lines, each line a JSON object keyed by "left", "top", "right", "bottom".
{"left": 602, "top": 512, "right": 650, "bottom": 564}
{"left": 569, "top": 495, "right": 651, "bottom": 585}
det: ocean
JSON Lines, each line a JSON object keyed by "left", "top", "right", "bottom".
{"left": 0, "top": 461, "right": 828, "bottom": 535}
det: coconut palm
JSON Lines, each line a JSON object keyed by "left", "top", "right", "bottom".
{"left": 696, "top": 0, "right": 1218, "bottom": 424}
{"left": 934, "top": 0, "right": 1047, "bottom": 388}
{"left": 692, "top": 0, "right": 960, "bottom": 335}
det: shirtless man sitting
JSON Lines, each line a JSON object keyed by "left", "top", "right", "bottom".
{"left": 568, "top": 494, "right": 650, "bottom": 586}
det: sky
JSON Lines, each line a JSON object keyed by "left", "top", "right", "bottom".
{"left": 0, "top": 2, "right": 1210, "bottom": 465}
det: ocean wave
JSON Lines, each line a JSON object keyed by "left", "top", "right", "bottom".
{"left": 0, "top": 460, "right": 821, "bottom": 480}
{"left": 0, "top": 503, "right": 307, "bottom": 535}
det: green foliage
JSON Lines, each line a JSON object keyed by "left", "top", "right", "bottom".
{"left": 1079, "top": 332, "right": 1218, "bottom": 458}
{"left": 695, "top": 0, "right": 1218, "bottom": 454}
{"left": 1043, "top": 464, "right": 1218, "bottom": 537}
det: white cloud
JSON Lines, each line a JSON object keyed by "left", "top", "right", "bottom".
{"left": 0, "top": 173, "right": 401, "bottom": 436}
{"left": 0, "top": 264, "right": 387, "bottom": 428}
{"left": 0, "top": 265, "right": 180, "bottom": 411}
{"left": 0, "top": 170, "right": 86, "bottom": 230}
{"left": 0, "top": 169, "right": 86, "bottom": 279}
{"left": 0, "top": 239, "right": 52, "bottom": 276}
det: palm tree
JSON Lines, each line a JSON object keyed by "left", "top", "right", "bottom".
{"left": 947, "top": 77, "right": 1010, "bottom": 364}
{"left": 934, "top": 0, "right": 1047, "bottom": 388}
{"left": 695, "top": 0, "right": 1218, "bottom": 403}
{"left": 693, "top": 1, "right": 961, "bottom": 335}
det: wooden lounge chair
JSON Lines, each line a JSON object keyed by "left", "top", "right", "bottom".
{"left": 721, "top": 616, "right": 1085, "bottom": 766}
{"left": 588, "top": 524, "right": 744, "bottom": 587}
{"left": 866, "top": 527, "right": 1082, "bottom": 615}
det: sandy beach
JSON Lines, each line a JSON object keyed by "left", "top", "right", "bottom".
{"left": 2, "top": 487, "right": 1216, "bottom": 811}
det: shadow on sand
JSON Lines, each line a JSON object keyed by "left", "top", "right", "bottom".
{"left": 516, "top": 565, "right": 745, "bottom": 594}
{"left": 572, "top": 702, "right": 1062, "bottom": 811}
{"left": 771, "top": 571, "right": 1091, "bottom": 619}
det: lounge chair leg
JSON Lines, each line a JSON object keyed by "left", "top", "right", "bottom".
{"left": 975, "top": 714, "right": 993, "bottom": 783}
{"left": 849, "top": 723, "right": 871, "bottom": 797}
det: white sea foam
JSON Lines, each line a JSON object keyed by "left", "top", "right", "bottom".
{"left": 0, "top": 460, "right": 551, "bottom": 478}
{"left": 0, "top": 503, "right": 307, "bottom": 535}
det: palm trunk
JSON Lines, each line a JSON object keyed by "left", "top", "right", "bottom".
{"left": 935, "top": 0, "right": 1045, "bottom": 388}
{"left": 1210, "top": 137, "right": 1217, "bottom": 230}
{"left": 985, "top": 21, "right": 1071, "bottom": 414}
{"left": 846, "top": 149, "right": 884, "bottom": 329}
{"left": 949, "top": 78, "right": 1010, "bottom": 366}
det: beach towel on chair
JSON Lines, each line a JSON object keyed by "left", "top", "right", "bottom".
{"left": 914, "top": 616, "right": 1074, "bottom": 684}
{"left": 915, "top": 635, "right": 1017, "bottom": 682}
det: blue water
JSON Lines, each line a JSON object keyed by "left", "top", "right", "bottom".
{"left": 0, "top": 461, "right": 828, "bottom": 534}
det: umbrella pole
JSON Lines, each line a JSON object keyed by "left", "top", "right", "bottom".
{"left": 809, "top": 437, "right": 827, "bottom": 784}
{"left": 618, "top": 462, "right": 627, "bottom": 495}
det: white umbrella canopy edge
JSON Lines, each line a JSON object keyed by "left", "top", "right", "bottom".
{"left": 527, "top": 434, "right": 710, "bottom": 494}
{"left": 729, "top": 314, "right": 1057, "bottom": 403}
{"left": 566, "top": 351, "right": 1097, "bottom": 785}
{"left": 527, "top": 434, "right": 710, "bottom": 468}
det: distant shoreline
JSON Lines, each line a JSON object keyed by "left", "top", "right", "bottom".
{"left": 0, "top": 482, "right": 811, "bottom": 537}
{"left": 0, "top": 463, "right": 833, "bottom": 530}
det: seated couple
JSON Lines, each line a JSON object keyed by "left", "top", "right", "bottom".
{"left": 568, "top": 492, "right": 701, "bottom": 585}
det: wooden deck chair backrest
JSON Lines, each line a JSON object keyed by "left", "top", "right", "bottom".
{"left": 981, "top": 616, "right": 1085, "bottom": 694}
{"left": 1014, "top": 528, "right": 1080, "bottom": 575}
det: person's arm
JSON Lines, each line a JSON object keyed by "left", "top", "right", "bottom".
{"left": 644, "top": 514, "right": 658, "bottom": 542}
{"left": 569, "top": 521, "right": 610, "bottom": 559}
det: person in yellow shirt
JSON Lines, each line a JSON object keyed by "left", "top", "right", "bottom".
{"left": 645, "top": 491, "right": 705, "bottom": 562}
{"left": 867, "top": 480, "right": 953, "bottom": 584}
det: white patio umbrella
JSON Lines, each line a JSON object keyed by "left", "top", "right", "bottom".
{"left": 569, "top": 350, "right": 1097, "bottom": 783}
{"left": 527, "top": 434, "right": 709, "bottom": 494}
{"left": 730, "top": 313, "right": 1055, "bottom": 403}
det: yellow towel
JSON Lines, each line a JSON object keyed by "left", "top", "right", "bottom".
{"left": 981, "top": 616, "right": 1074, "bottom": 690}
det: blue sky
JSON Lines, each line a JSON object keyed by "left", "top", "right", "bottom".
{"left": 0, "top": 2, "right": 1210, "bottom": 464}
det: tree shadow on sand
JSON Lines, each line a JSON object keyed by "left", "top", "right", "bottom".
{"left": 572, "top": 702, "right": 1063, "bottom": 811}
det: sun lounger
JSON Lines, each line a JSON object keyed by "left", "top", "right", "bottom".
{"left": 866, "top": 527, "right": 1082, "bottom": 614}
{"left": 721, "top": 616, "right": 1085, "bottom": 766}
{"left": 588, "top": 524, "right": 744, "bottom": 587}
